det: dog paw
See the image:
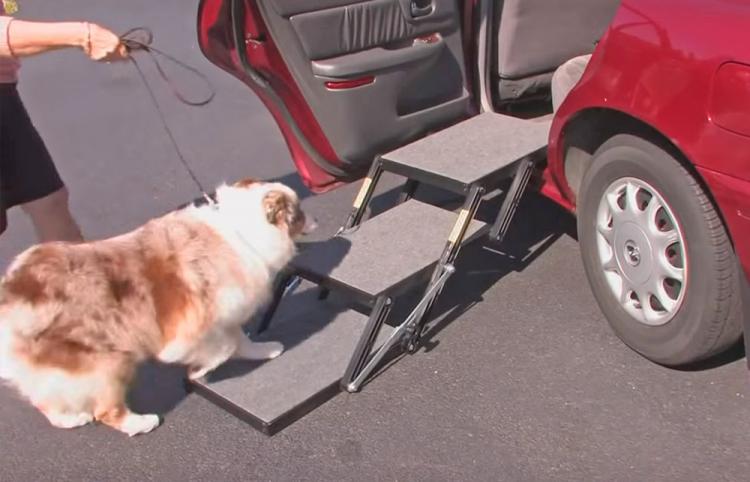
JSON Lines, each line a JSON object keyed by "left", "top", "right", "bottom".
{"left": 187, "top": 365, "right": 212, "bottom": 381}
{"left": 46, "top": 411, "right": 94, "bottom": 429}
{"left": 120, "top": 413, "right": 161, "bottom": 437}
{"left": 236, "top": 340, "right": 284, "bottom": 360}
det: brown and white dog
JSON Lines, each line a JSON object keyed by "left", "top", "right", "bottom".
{"left": 0, "top": 179, "right": 313, "bottom": 436}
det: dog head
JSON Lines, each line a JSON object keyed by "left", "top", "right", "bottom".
{"left": 231, "top": 178, "right": 316, "bottom": 238}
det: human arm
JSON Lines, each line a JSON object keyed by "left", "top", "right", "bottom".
{"left": 0, "top": 16, "right": 127, "bottom": 61}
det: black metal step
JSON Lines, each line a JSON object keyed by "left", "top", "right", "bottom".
{"left": 293, "top": 199, "right": 486, "bottom": 302}
{"left": 191, "top": 288, "right": 393, "bottom": 435}
{"left": 380, "top": 112, "right": 550, "bottom": 193}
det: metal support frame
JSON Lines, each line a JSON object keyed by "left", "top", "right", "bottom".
{"left": 405, "top": 184, "right": 485, "bottom": 352}
{"left": 342, "top": 158, "right": 384, "bottom": 232}
{"left": 344, "top": 263, "right": 456, "bottom": 393}
{"left": 398, "top": 179, "right": 420, "bottom": 204}
{"left": 342, "top": 295, "right": 393, "bottom": 390}
{"left": 254, "top": 274, "right": 300, "bottom": 334}
{"left": 489, "top": 156, "right": 535, "bottom": 243}
{"left": 338, "top": 166, "right": 483, "bottom": 391}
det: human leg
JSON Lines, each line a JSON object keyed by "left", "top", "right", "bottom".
{"left": 1, "top": 85, "right": 83, "bottom": 242}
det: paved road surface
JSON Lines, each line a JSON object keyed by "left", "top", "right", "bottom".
{"left": 2, "top": 2, "right": 749, "bottom": 481}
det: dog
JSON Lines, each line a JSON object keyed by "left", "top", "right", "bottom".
{"left": 0, "top": 178, "right": 314, "bottom": 436}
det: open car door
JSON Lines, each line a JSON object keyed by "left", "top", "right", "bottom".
{"left": 197, "top": 0, "right": 472, "bottom": 192}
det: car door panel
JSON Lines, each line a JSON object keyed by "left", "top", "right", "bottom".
{"left": 310, "top": 38, "right": 445, "bottom": 78}
{"left": 288, "top": 0, "right": 458, "bottom": 60}
{"left": 198, "top": 0, "right": 470, "bottom": 191}
{"left": 258, "top": 0, "right": 469, "bottom": 173}
{"left": 268, "top": 0, "right": 371, "bottom": 17}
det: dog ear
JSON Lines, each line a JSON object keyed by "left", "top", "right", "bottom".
{"left": 233, "top": 177, "right": 261, "bottom": 189}
{"left": 263, "top": 190, "right": 292, "bottom": 228}
{"left": 263, "top": 190, "right": 305, "bottom": 234}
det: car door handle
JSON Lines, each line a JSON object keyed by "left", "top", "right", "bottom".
{"left": 410, "top": 1, "right": 433, "bottom": 17}
{"left": 397, "top": 0, "right": 434, "bottom": 21}
{"left": 311, "top": 35, "right": 444, "bottom": 79}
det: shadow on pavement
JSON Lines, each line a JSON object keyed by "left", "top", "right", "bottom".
{"left": 415, "top": 193, "right": 576, "bottom": 353}
{"left": 354, "top": 193, "right": 576, "bottom": 389}
{"left": 674, "top": 340, "right": 745, "bottom": 372}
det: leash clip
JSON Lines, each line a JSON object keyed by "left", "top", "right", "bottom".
{"left": 202, "top": 192, "right": 218, "bottom": 208}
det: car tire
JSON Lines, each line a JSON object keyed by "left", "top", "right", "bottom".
{"left": 577, "top": 134, "right": 742, "bottom": 366}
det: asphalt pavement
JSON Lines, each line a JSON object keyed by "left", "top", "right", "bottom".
{"left": 1, "top": 2, "right": 749, "bottom": 481}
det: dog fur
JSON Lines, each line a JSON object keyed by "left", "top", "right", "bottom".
{"left": 0, "top": 179, "right": 310, "bottom": 436}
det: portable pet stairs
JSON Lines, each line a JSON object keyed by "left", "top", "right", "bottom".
{"left": 192, "top": 112, "right": 550, "bottom": 434}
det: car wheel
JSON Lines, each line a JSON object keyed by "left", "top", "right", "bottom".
{"left": 577, "top": 134, "right": 742, "bottom": 366}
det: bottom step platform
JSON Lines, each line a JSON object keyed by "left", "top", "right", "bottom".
{"left": 191, "top": 288, "right": 393, "bottom": 435}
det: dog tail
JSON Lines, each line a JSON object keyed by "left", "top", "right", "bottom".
{"left": 0, "top": 282, "right": 52, "bottom": 379}
{"left": 0, "top": 286, "right": 18, "bottom": 380}
{"left": 0, "top": 245, "right": 65, "bottom": 341}
{"left": 0, "top": 322, "right": 12, "bottom": 380}
{"left": 0, "top": 297, "right": 52, "bottom": 338}
{"left": 0, "top": 247, "right": 67, "bottom": 380}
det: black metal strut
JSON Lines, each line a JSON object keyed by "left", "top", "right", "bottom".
{"left": 405, "top": 184, "right": 485, "bottom": 352}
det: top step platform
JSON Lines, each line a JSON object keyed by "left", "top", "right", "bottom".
{"left": 380, "top": 112, "right": 551, "bottom": 193}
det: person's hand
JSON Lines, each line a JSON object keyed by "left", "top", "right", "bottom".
{"left": 82, "top": 23, "right": 128, "bottom": 61}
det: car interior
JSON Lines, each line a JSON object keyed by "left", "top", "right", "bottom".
{"left": 257, "top": 0, "right": 621, "bottom": 172}
{"left": 492, "top": 0, "right": 621, "bottom": 103}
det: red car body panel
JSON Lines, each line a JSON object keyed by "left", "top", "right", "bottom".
{"left": 547, "top": 0, "right": 750, "bottom": 278}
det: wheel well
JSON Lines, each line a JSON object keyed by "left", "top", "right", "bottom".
{"left": 561, "top": 107, "right": 732, "bottom": 244}
{"left": 562, "top": 108, "right": 688, "bottom": 198}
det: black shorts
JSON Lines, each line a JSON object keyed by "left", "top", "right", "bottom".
{"left": 0, "top": 83, "right": 64, "bottom": 233}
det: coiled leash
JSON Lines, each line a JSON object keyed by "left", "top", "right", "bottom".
{"left": 120, "top": 27, "right": 217, "bottom": 205}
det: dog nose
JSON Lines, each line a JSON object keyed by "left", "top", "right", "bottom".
{"left": 302, "top": 215, "right": 318, "bottom": 235}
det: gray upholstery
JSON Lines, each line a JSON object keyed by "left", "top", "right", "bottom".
{"left": 290, "top": 0, "right": 458, "bottom": 60}
{"left": 270, "top": 0, "right": 370, "bottom": 17}
{"left": 494, "top": 0, "right": 620, "bottom": 101}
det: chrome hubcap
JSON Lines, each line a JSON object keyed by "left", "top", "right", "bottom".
{"left": 595, "top": 178, "right": 687, "bottom": 326}
{"left": 624, "top": 242, "right": 640, "bottom": 266}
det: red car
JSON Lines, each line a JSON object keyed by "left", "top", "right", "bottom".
{"left": 197, "top": 0, "right": 749, "bottom": 367}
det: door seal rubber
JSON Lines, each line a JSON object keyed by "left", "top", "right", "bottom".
{"left": 230, "top": 0, "right": 352, "bottom": 179}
